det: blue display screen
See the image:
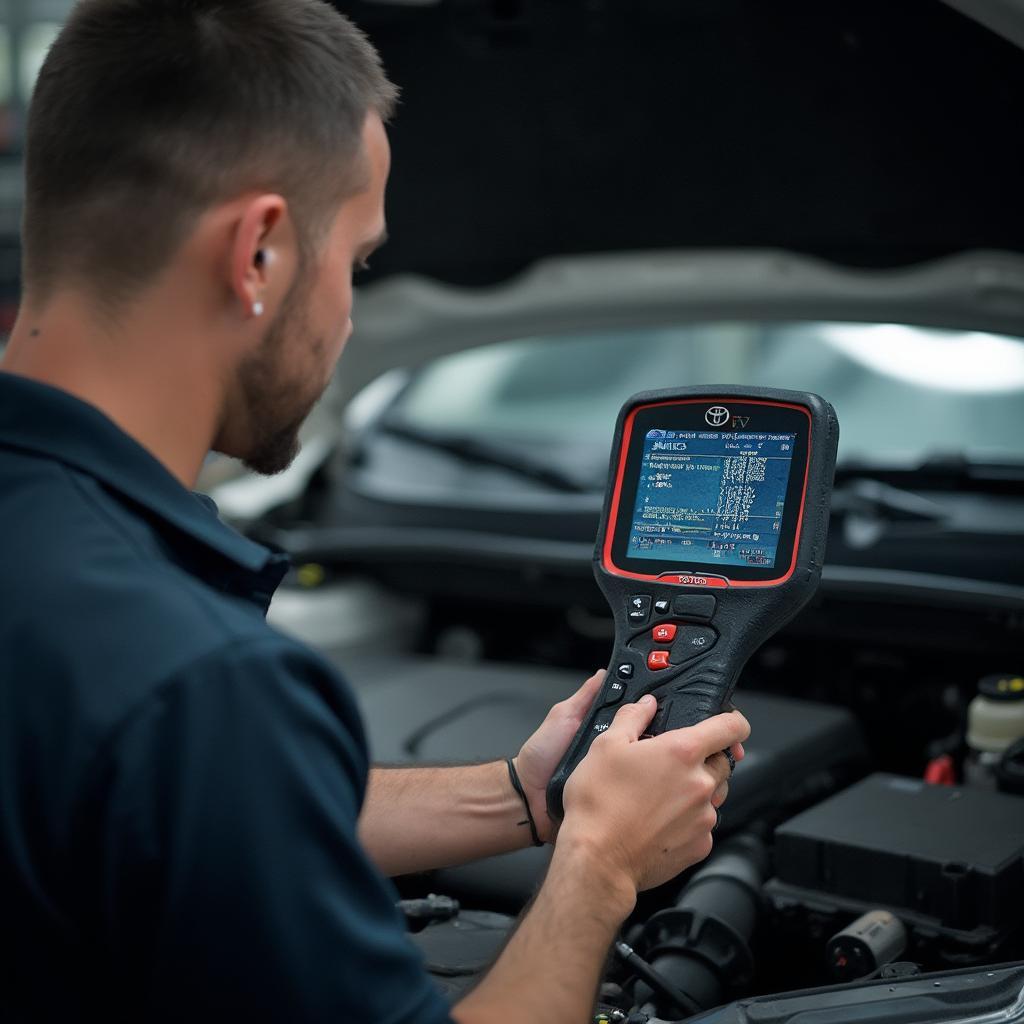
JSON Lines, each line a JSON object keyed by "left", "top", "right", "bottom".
{"left": 626, "top": 431, "right": 798, "bottom": 568}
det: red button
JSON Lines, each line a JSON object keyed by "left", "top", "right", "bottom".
{"left": 652, "top": 624, "right": 677, "bottom": 643}
{"left": 647, "top": 650, "right": 671, "bottom": 670}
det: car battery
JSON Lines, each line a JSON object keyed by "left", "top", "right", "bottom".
{"left": 765, "top": 773, "right": 1024, "bottom": 947}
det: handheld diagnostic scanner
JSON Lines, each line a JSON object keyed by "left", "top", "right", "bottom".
{"left": 547, "top": 386, "right": 839, "bottom": 820}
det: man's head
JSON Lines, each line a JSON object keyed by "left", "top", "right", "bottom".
{"left": 22, "top": 0, "right": 396, "bottom": 474}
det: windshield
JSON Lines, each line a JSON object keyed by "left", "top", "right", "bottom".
{"left": 390, "top": 322, "right": 1024, "bottom": 468}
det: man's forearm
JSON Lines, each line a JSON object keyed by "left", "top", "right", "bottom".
{"left": 358, "top": 762, "right": 537, "bottom": 876}
{"left": 452, "top": 837, "right": 636, "bottom": 1024}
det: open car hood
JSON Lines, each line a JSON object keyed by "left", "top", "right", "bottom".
{"left": 941, "top": 0, "right": 1024, "bottom": 50}
{"left": 336, "top": 248, "right": 1024, "bottom": 409}
{"left": 336, "top": 0, "right": 1024, "bottom": 286}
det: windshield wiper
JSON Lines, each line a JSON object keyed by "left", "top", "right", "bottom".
{"left": 915, "top": 453, "right": 1024, "bottom": 483}
{"left": 831, "top": 479, "right": 946, "bottom": 523}
{"left": 836, "top": 453, "right": 1024, "bottom": 494}
{"left": 375, "top": 421, "right": 592, "bottom": 493}
{"left": 831, "top": 479, "right": 946, "bottom": 547}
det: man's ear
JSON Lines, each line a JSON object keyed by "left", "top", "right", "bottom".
{"left": 229, "top": 194, "right": 290, "bottom": 320}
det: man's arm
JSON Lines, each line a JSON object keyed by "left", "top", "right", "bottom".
{"left": 454, "top": 836, "right": 636, "bottom": 1022}
{"left": 359, "top": 760, "right": 535, "bottom": 876}
{"left": 94, "top": 638, "right": 453, "bottom": 1023}
{"left": 358, "top": 670, "right": 743, "bottom": 877}
{"left": 358, "top": 671, "right": 607, "bottom": 875}
{"left": 452, "top": 697, "right": 750, "bottom": 1023}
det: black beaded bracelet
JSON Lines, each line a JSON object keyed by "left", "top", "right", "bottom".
{"left": 506, "top": 757, "right": 545, "bottom": 847}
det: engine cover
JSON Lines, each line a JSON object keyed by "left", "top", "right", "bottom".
{"left": 767, "top": 773, "right": 1024, "bottom": 946}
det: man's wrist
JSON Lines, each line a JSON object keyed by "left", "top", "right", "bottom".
{"left": 549, "top": 830, "right": 637, "bottom": 920}
{"left": 510, "top": 756, "right": 555, "bottom": 844}
{"left": 506, "top": 758, "right": 544, "bottom": 846}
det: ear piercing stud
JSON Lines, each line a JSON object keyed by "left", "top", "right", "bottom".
{"left": 252, "top": 301, "right": 264, "bottom": 317}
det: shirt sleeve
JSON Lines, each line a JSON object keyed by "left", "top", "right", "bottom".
{"left": 90, "top": 635, "right": 453, "bottom": 1024}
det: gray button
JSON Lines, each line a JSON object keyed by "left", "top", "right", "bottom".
{"left": 671, "top": 594, "right": 717, "bottom": 620}
{"left": 673, "top": 624, "right": 718, "bottom": 662}
{"left": 604, "top": 679, "right": 627, "bottom": 705}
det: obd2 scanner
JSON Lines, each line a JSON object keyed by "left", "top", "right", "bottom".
{"left": 547, "top": 386, "right": 839, "bottom": 820}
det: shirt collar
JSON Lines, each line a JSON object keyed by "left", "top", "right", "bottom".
{"left": 0, "top": 372, "right": 289, "bottom": 589}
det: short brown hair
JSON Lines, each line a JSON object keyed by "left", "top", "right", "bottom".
{"left": 22, "top": 0, "right": 397, "bottom": 307}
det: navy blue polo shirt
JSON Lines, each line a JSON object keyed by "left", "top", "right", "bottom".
{"left": 0, "top": 372, "right": 452, "bottom": 1023}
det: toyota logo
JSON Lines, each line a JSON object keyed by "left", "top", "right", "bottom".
{"left": 705, "top": 405, "right": 730, "bottom": 427}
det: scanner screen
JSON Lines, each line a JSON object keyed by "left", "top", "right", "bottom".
{"left": 626, "top": 431, "right": 797, "bottom": 569}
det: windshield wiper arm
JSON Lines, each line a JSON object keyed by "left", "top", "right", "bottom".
{"left": 916, "top": 453, "right": 1024, "bottom": 483}
{"left": 836, "top": 453, "right": 1024, "bottom": 494}
{"left": 376, "top": 421, "right": 592, "bottom": 493}
{"left": 831, "top": 479, "right": 946, "bottom": 523}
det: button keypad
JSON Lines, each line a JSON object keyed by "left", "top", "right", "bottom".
{"left": 623, "top": 619, "right": 718, "bottom": 670}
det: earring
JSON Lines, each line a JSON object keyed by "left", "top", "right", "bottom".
{"left": 252, "top": 301, "right": 265, "bottom": 317}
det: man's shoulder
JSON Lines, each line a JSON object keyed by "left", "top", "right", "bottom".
{"left": 0, "top": 445, "right": 167, "bottom": 601}
{"left": 2, "top": 455, "right": 254, "bottom": 650}
{"left": 0, "top": 450, "right": 336, "bottom": 754}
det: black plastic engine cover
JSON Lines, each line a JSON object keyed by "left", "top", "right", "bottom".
{"left": 768, "top": 773, "right": 1024, "bottom": 944}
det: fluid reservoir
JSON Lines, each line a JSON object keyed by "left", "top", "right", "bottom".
{"left": 965, "top": 674, "right": 1024, "bottom": 788}
{"left": 827, "top": 910, "right": 907, "bottom": 981}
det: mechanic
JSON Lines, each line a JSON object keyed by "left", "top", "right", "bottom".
{"left": 0, "top": 2, "right": 749, "bottom": 1021}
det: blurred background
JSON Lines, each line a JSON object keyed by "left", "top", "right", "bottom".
{"left": 0, "top": 0, "right": 69, "bottom": 332}
{"left": 333, "top": 0, "right": 1024, "bottom": 285}
{"left": 2, "top": 0, "right": 1023, "bottom": 559}
{"left": 0, "top": 1, "right": 1022, "bottom": 294}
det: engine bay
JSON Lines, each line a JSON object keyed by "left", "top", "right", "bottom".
{"left": 314, "top": 638, "right": 1024, "bottom": 1022}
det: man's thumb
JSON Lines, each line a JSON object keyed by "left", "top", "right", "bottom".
{"left": 608, "top": 693, "right": 657, "bottom": 741}
{"left": 564, "top": 669, "right": 606, "bottom": 714}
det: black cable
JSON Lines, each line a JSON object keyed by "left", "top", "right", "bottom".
{"left": 613, "top": 941, "right": 701, "bottom": 1019}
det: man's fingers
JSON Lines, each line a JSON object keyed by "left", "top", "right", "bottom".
{"left": 607, "top": 694, "right": 658, "bottom": 742}
{"left": 704, "top": 750, "right": 732, "bottom": 786}
{"left": 563, "top": 669, "right": 606, "bottom": 716}
{"left": 684, "top": 711, "right": 751, "bottom": 760}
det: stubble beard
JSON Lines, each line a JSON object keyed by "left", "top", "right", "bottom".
{"left": 236, "top": 275, "right": 326, "bottom": 477}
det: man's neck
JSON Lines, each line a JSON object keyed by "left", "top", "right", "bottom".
{"left": 2, "top": 291, "right": 223, "bottom": 490}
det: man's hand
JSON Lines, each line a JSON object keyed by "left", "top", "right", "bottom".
{"left": 514, "top": 669, "right": 607, "bottom": 842}
{"left": 560, "top": 696, "right": 752, "bottom": 891}
{"left": 454, "top": 697, "right": 752, "bottom": 1024}
{"left": 515, "top": 670, "right": 746, "bottom": 843}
